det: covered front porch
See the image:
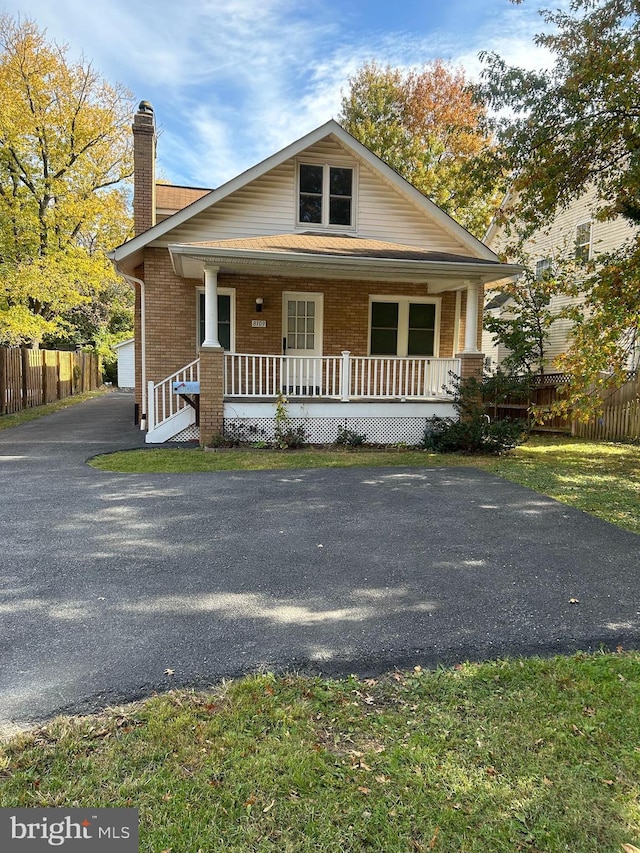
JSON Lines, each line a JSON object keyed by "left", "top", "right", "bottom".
{"left": 139, "top": 233, "right": 520, "bottom": 444}
{"left": 146, "top": 352, "right": 462, "bottom": 444}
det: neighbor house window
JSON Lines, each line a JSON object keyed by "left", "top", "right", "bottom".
{"left": 298, "top": 163, "right": 353, "bottom": 227}
{"left": 369, "top": 297, "right": 439, "bottom": 357}
{"left": 198, "top": 290, "right": 233, "bottom": 351}
{"left": 575, "top": 222, "right": 592, "bottom": 262}
{"left": 535, "top": 257, "right": 553, "bottom": 280}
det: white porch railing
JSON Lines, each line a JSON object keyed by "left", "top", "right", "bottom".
{"left": 224, "top": 354, "right": 343, "bottom": 397}
{"left": 350, "top": 356, "right": 459, "bottom": 398}
{"left": 147, "top": 358, "right": 200, "bottom": 435}
{"left": 224, "top": 353, "right": 460, "bottom": 399}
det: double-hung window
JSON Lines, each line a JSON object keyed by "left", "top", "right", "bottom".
{"left": 575, "top": 222, "right": 592, "bottom": 262}
{"left": 198, "top": 290, "right": 233, "bottom": 351}
{"left": 535, "top": 257, "right": 553, "bottom": 280}
{"left": 298, "top": 163, "right": 353, "bottom": 227}
{"left": 369, "top": 297, "right": 439, "bottom": 357}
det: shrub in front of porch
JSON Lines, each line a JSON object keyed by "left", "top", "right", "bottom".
{"left": 421, "top": 415, "right": 527, "bottom": 455}
{"left": 421, "top": 372, "right": 530, "bottom": 455}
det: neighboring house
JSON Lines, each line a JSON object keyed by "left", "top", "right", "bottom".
{"left": 483, "top": 185, "right": 638, "bottom": 373}
{"left": 110, "top": 101, "right": 520, "bottom": 445}
{"left": 113, "top": 337, "right": 135, "bottom": 389}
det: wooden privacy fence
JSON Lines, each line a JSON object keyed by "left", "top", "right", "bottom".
{"left": 483, "top": 373, "right": 573, "bottom": 433}
{"left": 573, "top": 400, "right": 640, "bottom": 441}
{"left": 0, "top": 347, "right": 101, "bottom": 415}
{"left": 573, "top": 374, "right": 640, "bottom": 441}
{"left": 485, "top": 371, "right": 640, "bottom": 441}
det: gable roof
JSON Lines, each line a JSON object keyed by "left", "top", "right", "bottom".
{"left": 111, "top": 119, "right": 501, "bottom": 272}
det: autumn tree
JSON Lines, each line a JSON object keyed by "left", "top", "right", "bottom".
{"left": 475, "top": 0, "right": 640, "bottom": 414}
{"left": 484, "top": 256, "right": 563, "bottom": 376}
{"left": 339, "top": 60, "right": 500, "bottom": 237}
{"left": 0, "top": 14, "right": 134, "bottom": 348}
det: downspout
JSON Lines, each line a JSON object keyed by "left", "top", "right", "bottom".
{"left": 111, "top": 260, "right": 147, "bottom": 430}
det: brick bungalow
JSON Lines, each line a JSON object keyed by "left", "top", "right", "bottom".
{"left": 109, "top": 101, "right": 520, "bottom": 445}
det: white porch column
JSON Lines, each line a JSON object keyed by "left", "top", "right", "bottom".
{"left": 340, "top": 350, "right": 351, "bottom": 401}
{"left": 202, "top": 264, "right": 220, "bottom": 348}
{"left": 463, "top": 280, "right": 481, "bottom": 353}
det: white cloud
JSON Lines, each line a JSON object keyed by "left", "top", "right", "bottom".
{"left": 1, "top": 0, "right": 566, "bottom": 185}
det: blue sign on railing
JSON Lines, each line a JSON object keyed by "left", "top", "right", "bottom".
{"left": 173, "top": 381, "right": 200, "bottom": 394}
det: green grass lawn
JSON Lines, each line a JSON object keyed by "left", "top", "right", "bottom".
{"left": 1, "top": 655, "right": 639, "bottom": 852}
{"left": 0, "top": 389, "right": 107, "bottom": 431}
{"left": 90, "top": 435, "right": 640, "bottom": 535}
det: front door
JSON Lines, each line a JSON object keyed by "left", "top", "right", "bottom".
{"left": 282, "top": 292, "right": 323, "bottom": 394}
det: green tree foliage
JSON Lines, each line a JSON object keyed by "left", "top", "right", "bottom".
{"left": 0, "top": 15, "right": 134, "bottom": 347}
{"left": 339, "top": 60, "right": 501, "bottom": 237}
{"left": 556, "top": 240, "right": 640, "bottom": 418}
{"left": 476, "top": 0, "right": 640, "bottom": 415}
{"left": 483, "top": 255, "right": 564, "bottom": 375}
{"left": 477, "top": 0, "right": 640, "bottom": 231}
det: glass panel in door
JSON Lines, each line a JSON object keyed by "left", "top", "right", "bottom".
{"left": 283, "top": 293, "right": 322, "bottom": 394}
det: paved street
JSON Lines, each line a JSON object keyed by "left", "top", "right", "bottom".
{"left": 1, "top": 392, "right": 639, "bottom": 729}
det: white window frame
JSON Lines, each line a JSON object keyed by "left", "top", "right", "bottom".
{"left": 575, "top": 221, "right": 592, "bottom": 262}
{"left": 535, "top": 257, "right": 553, "bottom": 281}
{"left": 282, "top": 291, "right": 324, "bottom": 357}
{"left": 196, "top": 286, "right": 236, "bottom": 352}
{"left": 295, "top": 158, "right": 358, "bottom": 231}
{"left": 368, "top": 295, "right": 441, "bottom": 358}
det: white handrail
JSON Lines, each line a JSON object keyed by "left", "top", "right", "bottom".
{"left": 148, "top": 358, "right": 200, "bottom": 434}
{"left": 224, "top": 354, "right": 459, "bottom": 399}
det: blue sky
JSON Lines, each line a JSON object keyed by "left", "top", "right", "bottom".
{"left": 1, "top": 0, "right": 558, "bottom": 188}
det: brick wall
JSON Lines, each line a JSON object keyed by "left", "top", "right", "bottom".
{"left": 135, "top": 247, "right": 480, "bottom": 395}
{"left": 458, "top": 353, "right": 484, "bottom": 380}
{"left": 224, "top": 272, "right": 460, "bottom": 358}
{"left": 199, "top": 346, "right": 225, "bottom": 444}
{"left": 132, "top": 107, "right": 156, "bottom": 236}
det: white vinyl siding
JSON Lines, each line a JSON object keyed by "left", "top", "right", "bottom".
{"left": 157, "top": 137, "right": 475, "bottom": 256}
{"left": 485, "top": 184, "right": 638, "bottom": 369}
{"left": 115, "top": 339, "right": 135, "bottom": 388}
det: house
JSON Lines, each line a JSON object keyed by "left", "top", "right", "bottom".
{"left": 110, "top": 101, "right": 521, "bottom": 445}
{"left": 482, "top": 185, "right": 638, "bottom": 373}
{"left": 113, "top": 337, "right": 135, "bottom": 389}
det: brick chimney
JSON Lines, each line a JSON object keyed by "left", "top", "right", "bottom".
{"left": 132, "top": 100, "right": 156, "bottom": 235}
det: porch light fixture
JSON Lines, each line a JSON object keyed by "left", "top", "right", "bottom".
{"left": 255, "top": 297, "right": 264, "bottom": 313}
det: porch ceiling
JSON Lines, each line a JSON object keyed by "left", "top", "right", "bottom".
{"left": 169, "top": 233, "right": 522, "bottom": 288}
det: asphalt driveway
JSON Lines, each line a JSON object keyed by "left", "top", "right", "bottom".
{"left": 1, "top": 392, "right": 639, "bottom": 730}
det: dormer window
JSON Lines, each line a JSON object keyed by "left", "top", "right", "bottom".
{"left": 298, "top": 163, "right": 353, "bottom": 227}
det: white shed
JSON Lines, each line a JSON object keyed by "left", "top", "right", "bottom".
{"left": 113, "top": 338, "right": 135, "bottom": 389}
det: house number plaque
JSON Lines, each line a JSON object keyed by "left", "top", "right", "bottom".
{"left": 252, "top": 320, "right": 267, "bottom": 328}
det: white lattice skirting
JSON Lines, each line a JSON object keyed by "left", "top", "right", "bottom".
{"left": 168, "top": 417, "right": 449, "bottom": 445}
{"left": 223, "top": 416, "right": 436, "bottom": 445}
{"left": 169, "top": 424, "right": 200, "bottom": 442}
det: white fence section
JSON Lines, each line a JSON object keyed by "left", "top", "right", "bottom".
{"left": 225, "top": 352, "right": 459, "bottom": 400}
{"left": 349, "top": 356, "right": 459, "bottom": 399}
{"left": 225, "top": 354, "right": 342, "bottom": 397}
{"left": 147, "top": 358, "right": 200, "bottom": 442}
